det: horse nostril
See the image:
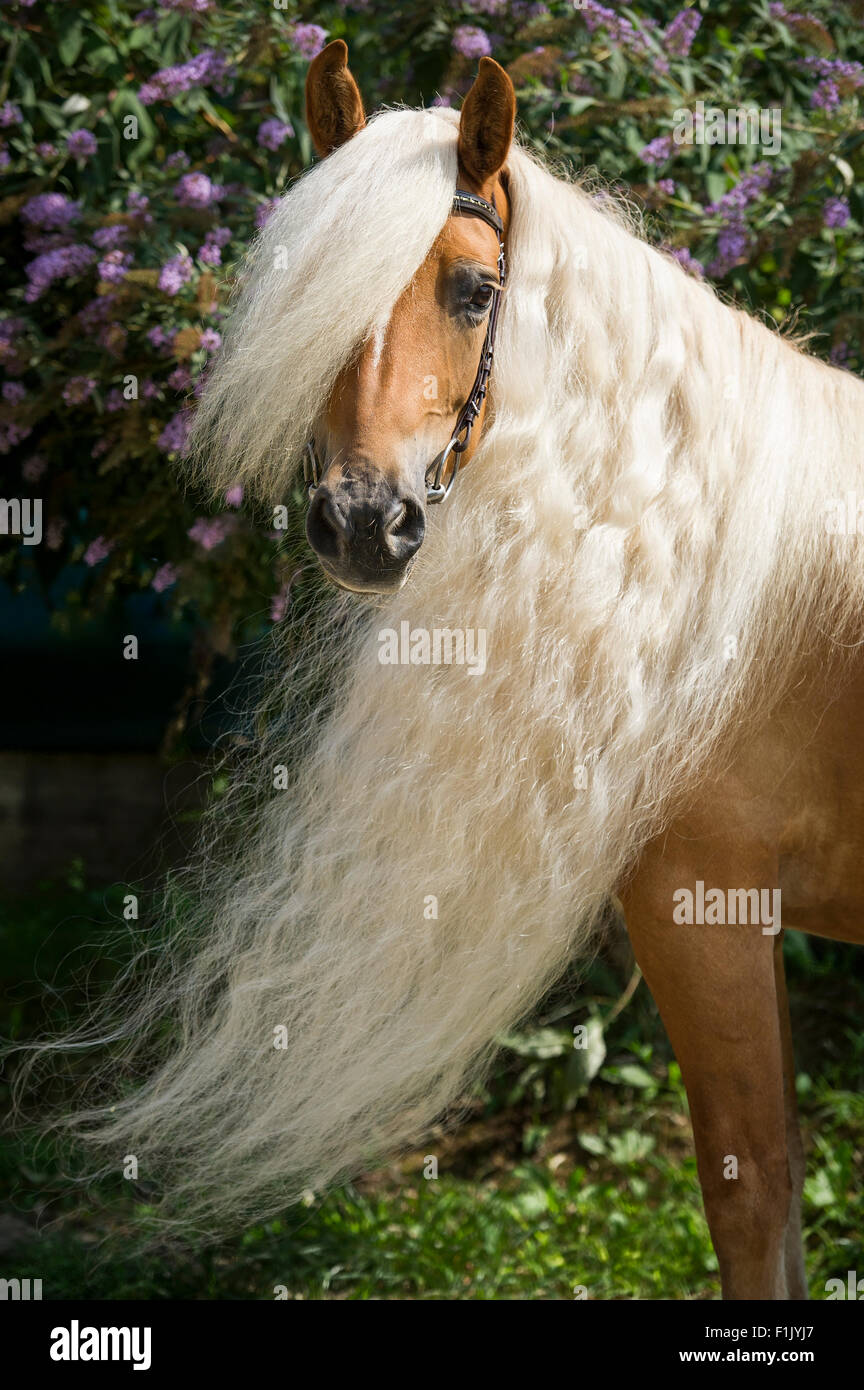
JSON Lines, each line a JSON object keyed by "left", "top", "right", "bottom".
{"left": 319, "top": 496, "right": 344, "bottom": 538}
{"left": 306, "top": 490, "right": 348, "bottom": 560}
{"left": 382, "top": 498, "right": 407, "bottom": 533}
{"left": 383, "top": 495, "right": 425, "bottom": 557}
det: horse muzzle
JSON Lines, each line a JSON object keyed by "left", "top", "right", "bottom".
{"left": 305, "top": 477, "right": 426, "bottom": 593}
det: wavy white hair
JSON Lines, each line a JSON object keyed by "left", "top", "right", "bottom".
{"left": 31, "top": 107, "right": 864, "bottom": 1234}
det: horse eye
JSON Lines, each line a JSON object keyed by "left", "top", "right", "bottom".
{"left": 469, "top": 284, "right": 494, "bottom": 313}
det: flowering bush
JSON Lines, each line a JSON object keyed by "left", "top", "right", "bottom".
{"left": 1, "top": 0, "right": 862, "bottom": 664}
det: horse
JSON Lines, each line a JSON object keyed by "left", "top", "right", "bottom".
{"left": 47, "top": 43, "right": 864, "bottom": 1300}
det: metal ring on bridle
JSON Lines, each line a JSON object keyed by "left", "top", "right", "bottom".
{"left": 303, "top": 439, "right": 321, "bottom": 496}
{"left": 425, "top": 433, "right": 464, "bottom": 504}
{"left": 304, "top": 187, "right": 506, "bottom": 508}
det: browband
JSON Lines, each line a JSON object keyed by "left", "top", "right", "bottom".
{"left": 451, "top": 188, "right": 504, "bottom": 237}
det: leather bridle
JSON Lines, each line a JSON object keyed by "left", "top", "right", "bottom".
{"left": 303, "top": 187, "right": 507, "bottom": 506}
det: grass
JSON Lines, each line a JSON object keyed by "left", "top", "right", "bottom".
{"left": 1, "top": 877, "right": 862, "bottom": 1300}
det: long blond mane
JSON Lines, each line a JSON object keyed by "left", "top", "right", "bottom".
{"left": 33, "top": 108, "right": 864, "bottom": 1234}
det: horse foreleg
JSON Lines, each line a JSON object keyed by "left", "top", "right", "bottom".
{"left": 621, "top": 843, "right": 801, "bottom": 1300}
{"left": 773, "top": 932, "right": 808, "bottom": 1299}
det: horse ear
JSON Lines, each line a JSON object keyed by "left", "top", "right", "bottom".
{"left": 457, "top": 56, "right": 515, "bottom": 185}
{"left": 305, "top": 39, "right": 365, "bottom": 158}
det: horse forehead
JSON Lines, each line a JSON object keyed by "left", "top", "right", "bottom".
{"left": 383, "top": 215, "right": 501, "bottom": 334}
{"left": 346, "top": 213, "right": 501, "bottom": 376}
{"left": 438, "top": 212, "right": 501, "bottom": 266}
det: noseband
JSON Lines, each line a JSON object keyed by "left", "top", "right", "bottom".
{"left": 303, "top": 187, "right": 507, "bottom": 506}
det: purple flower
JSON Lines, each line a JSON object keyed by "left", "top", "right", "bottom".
{"left": 823, "top": 196, "right": 850, "bottom": 229}
{"left": 811, "top": 79, "right": 840, "bottom": 113}
{"left": 164, "top": 151, "right": 190, "bottom": 171}
{"left": 0, "top": 422, "right": 32, "bottom": 452}
{"left": 187, "top": 514, "right": 235, "bottom": 549}
{"left": 800, "top": 58, "right": 864, "bottom": 83}
{"left": 290, "top": 24, "right": 327, "bottom": 60}
{"left": 197, "top": 224, "right": 231, "bottom": 266}
{"left": 2, "top": 381, "right": 26, "bottom": 404}
{"left": 257, "top": 118, "right": 294, "bottom": 151}
{"left": 63, "top": 375, "right": 97, "bottom": 406}
{"left": 665, "top": 245, "right": 704, "bottom": 277}
{"left": 799, "top": 57, "right": 864, "bottom": 112}
{"left": 21, "top": 192, "right": 81, "bottom": 230}
{"left": 158, "top": 252, "right": 194, "bottom": 295}
{"left": 24, "top": 244, "right": 96, "bottom": 302}
{"left": 78, "top": 294, "right": 118, "bottom": 330}
{"left": 127, "top": 189, "right": 150, "bottom": 214}
{"left": 254, "top": 199, "right": 279, "bottom": 230}
{"left": 83, "top": 535, "right": 113, "bottom": 567}
{"left": 168, "top": 366, "right": 192, "bottom": 391}
{"left": 704, "top": 164, "right": 773, "bottom": 218}
{"left": 138, "top": 49, "right": 232, "bottom": 105}
{"left": 174, "top": 171, "right": 216, "bottom": 207}
{"left": 152, "top": 562, "right": 179, "bottom": 592}
{"left": 98, "top": 249, "right": 132, "bottom": 284}
{"left": 35, "top": 142, "right": 57, "bottom": 158}
{"left": 224, "top": 483, "right": 243, "bottom": 507}
{"left": 639, "top": 135, "right": 674, "bottom": 166}
{"left": 147, "top": 325, "right": 173, "bottom": 350}
{"left": 580, "top": 2, "right": 653, "bottom": 61}
{"left": 92, "top": 224, "right": 129, "bottom": 250}
{"left": 158, "top": 409, "right": 191, "bottom": 454}
{"left": 67, "top": 129, "right": 98, "bottom": 160}
{"left": 0, "top": 102, "right": 23, "bottom": 128}
{"left": 708, "top": 225, "right": 752, "bottom": 279}
{"left": 452, "top": 25, "right": 492, "bottom": 59}
{"left": 664, "top": 10, "right": 701, "bottom": 58}
{"left": 199, "top": 328, "right": 222, "bottom": 352}
{"left": 656, "top": 178, "right": 676, "bottom": 196}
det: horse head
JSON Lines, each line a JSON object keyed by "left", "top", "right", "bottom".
{"left": 303, "top": 41, "right": 514, "bottom": 593}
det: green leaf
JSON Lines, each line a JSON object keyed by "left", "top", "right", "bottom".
{"left": 804, "top": 1169, "right": 835, "bottom": 1208}
{"left": 497, "top": 1026, "right": 573, "bottom": 1060}
{"left": 58, "top": 24, "right": 85, "bottom": 67}
{"left": 613, "top": 1064, "right": 655, "bottom": 1089}
{"left": 609, "top": 1130, "right": 655, "bottom": 1164}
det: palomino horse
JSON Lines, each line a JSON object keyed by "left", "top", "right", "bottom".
{"left": 56, "top": 43, "right": 864, "bottom": 1300}
{"left": 297, "top": 45, "right": 864, "bottom": 1300}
